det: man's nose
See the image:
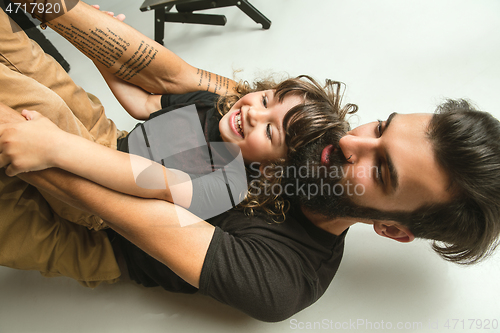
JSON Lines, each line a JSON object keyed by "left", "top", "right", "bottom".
{"left": 338, "top": 134, "right": 379, "bottom": 163}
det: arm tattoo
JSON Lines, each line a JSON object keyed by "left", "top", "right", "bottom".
{"left": 197, "top": 68, "right": 231, "bottom": 96}
{"left": 55, "top": 22, "right": 158, "bottom": 81}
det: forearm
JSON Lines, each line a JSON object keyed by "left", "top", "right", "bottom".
{"left": 0, "top": 104, "right": 86, "bottom": 208}
{"left": 54, "top": 130, "right": 193, "bottom": 207}
{"left": 22, "top": 0, "right": 237, "bottom": 95}
{"left": 18, "top": 169, "right": 213, "bottom": 288}
{"left": 94, "top": 61, "right": 160, "bottom": 120}
{"left": 0, "top": 103, "right": 210, "bottom": 287}
{"left": 0, "top": 106, "right": 192, "bottom": 206}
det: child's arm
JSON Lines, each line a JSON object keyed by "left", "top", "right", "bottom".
{"left": 0, "top": 110, "right": 193, "bottom": 208}
{"left": 0, "top": 102, "right": 212, "bottom": 289}
{"left": 94, "top": 61, "right": 161, "bottom": 120}
{"left": 20, "top": 0, "right": 237, "bottom": 96}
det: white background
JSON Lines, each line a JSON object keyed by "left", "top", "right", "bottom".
{"left": 1, "top": 1, "right": 499, "bottom": 332}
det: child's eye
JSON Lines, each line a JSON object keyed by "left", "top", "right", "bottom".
{"left": 262, "top": 95, "right": 268, "bottom": 108}
{"left": 266, "top": 124, "right": 272, "bottom": 140}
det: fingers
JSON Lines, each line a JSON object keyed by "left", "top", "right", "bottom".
{"left": 115, "top": 13, "right": 126, "bottom": 22}
{"left": 4, "top": 164, "right": 20, "bottom": 177}
{"left": 0, "top": 139, "right": 18, "bottom": 177}
{"left": 105, "top": 12, "right": 126, "bottom": 21}
{"left": 0, "top": 128, "right": 13, "bottom": 172}
{"left": 0, "top": 111, "right": 54, "bottom": 176}
{"left": 21, "top": 109, "right": 40, "bottom": 121}
{"left": 0, "top": 122, "right": 27, "bottom": 176}
{"left": 91, "top": 4, "right": 126, "bottom": 21}
{"left": 0, "top": 152, "right": 8, "bottom": 170}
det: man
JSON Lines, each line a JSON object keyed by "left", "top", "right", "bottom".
{"left": 1, "top": 0, "right": 499, "bottom": 321}
{"left": 284, "top": 102, "right": 500, "bottom": 264}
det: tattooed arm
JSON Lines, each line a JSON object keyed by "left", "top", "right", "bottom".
{"left": 20, "top": 0, "right": 237, "bottom": 96}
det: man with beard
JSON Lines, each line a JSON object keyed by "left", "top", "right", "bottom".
{"left": 3, "top": 98, "right": 500, "bottom": 323}
{"left": 281, "top": 103, "right": 500, "bottom": 264}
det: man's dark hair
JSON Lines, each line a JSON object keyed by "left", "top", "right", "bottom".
{"left": 422, "top": 99, "right": 500, "bottom": 264}
{"left": 358, "top": 99, "right": 500, "bottom": 264}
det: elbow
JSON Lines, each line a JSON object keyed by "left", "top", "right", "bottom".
{"left": 240, "top": 295, "right": 305, "bottom": 323}
{"left": 246, "top": 305, "right": 299, "bottom": 323}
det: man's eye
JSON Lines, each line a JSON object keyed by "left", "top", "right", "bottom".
{"left": 375, "top": 120, "right": 385, "bottom": 185}
{"left": 377, "top": 161, "right": 384, "bottom": 185}
{"left": 377, "top": 120, "right": 383, "bottom": 137}
{"left": 266, "top": 124, "right": 272, "bottom": 140}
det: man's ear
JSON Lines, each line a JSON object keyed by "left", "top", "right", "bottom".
{"left": 373, "top": 221, "right": 415, "bottom": 243}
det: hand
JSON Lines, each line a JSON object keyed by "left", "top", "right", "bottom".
{"left": 0, "top": 110, "right": 65, "bottom": 176}
{"left": 91, "top": 4, "right": 126, "bottom": 22}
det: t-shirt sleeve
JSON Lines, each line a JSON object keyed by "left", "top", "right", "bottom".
{"left": 198, "top": 226, "right": 319, "bottom": 322}
{"left": 188, "top": 173, "right": 246, "bottom": 220}
{"left": 161, "top": 91, "right": 218, "bottom": 109}
{"left": 187, "top": 148, "right": 248, "bottom": 220}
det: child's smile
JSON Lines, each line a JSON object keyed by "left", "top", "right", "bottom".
{"left": 231, "top": 110, "right": 244, "bottom": 138}
{"left": 219, "top": 90, "right": 303, "bottom": 164}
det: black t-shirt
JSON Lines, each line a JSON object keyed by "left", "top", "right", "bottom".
{"left": 115, "top": 91, "right": 347, "bottom": 322}
{"left": 117, "top": 91, "right": 221, "bottom": 153}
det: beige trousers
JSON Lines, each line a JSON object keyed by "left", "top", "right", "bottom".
{"left": 0, "top": 8, "right": 122, "bottom": 287}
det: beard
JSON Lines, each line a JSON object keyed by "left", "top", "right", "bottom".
{"left": 282, "top": 129, "right": 364, "bottom": 219}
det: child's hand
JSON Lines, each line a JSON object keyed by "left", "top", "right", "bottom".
{"left": 91, "top": 4, "right": 126, "bottom": 22}
{"left": 0, "top": 110, "right": 64, "bottom": 176}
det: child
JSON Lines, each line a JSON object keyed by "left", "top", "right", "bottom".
{"left": 2, "top": 2, "right": 356, "bottom": 227}
{"left": 16, "top": 75, "right": 356, "bottom": 223}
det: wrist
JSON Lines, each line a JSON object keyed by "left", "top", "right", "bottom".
{"left": 49, "top": 130, "right": 76, "bottom": 169}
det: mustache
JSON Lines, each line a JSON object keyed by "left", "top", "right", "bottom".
{"left": 288, "top": 132, "right": 348, "bottom": 168}
{"left": 281, "top": 131, "right": 356, "bottom": 218}
{"left": 326, "top": 143, "right": 350, "bottom": 168}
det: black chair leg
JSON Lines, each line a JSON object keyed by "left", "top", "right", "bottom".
{"left": 237, "top": 0, "right": 271, "bottom": 29}
{"left": 154, "top": 6, "right": 167, "bottom": 45}
{"left": 141, "top": 0, "right": 271, "bottom": 44}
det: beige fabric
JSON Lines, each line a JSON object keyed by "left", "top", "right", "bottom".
{"left": 0, "top": 9, "right": 123, "bottom": 286}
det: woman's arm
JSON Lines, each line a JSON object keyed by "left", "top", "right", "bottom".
{"left": 18, "top": 0, "right": 237, "bottom": 96}
{"left": 0, "top": 110, "right": 193, "bottom": 208}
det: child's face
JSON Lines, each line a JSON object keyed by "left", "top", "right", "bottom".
{"left": 219, "top": 90, "right": 303, "bottom": 164}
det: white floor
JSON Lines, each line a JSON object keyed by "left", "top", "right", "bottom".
{"left": 1, "top": 1, "right": 500, "bottom": 332}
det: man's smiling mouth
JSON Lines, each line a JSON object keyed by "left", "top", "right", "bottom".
{"left": 321, "top": 144, "right": 336, "bottom": 167}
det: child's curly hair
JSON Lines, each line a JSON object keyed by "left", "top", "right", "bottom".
{"left": 216, "top": 75, "right": 357, "bottom": 222}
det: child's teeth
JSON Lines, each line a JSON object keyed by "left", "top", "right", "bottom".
{"left": 235, "top": 113, "right": 243, "bottom": 136}
{"left": 234, "top": 113, "right": 243, "bottom": 135}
